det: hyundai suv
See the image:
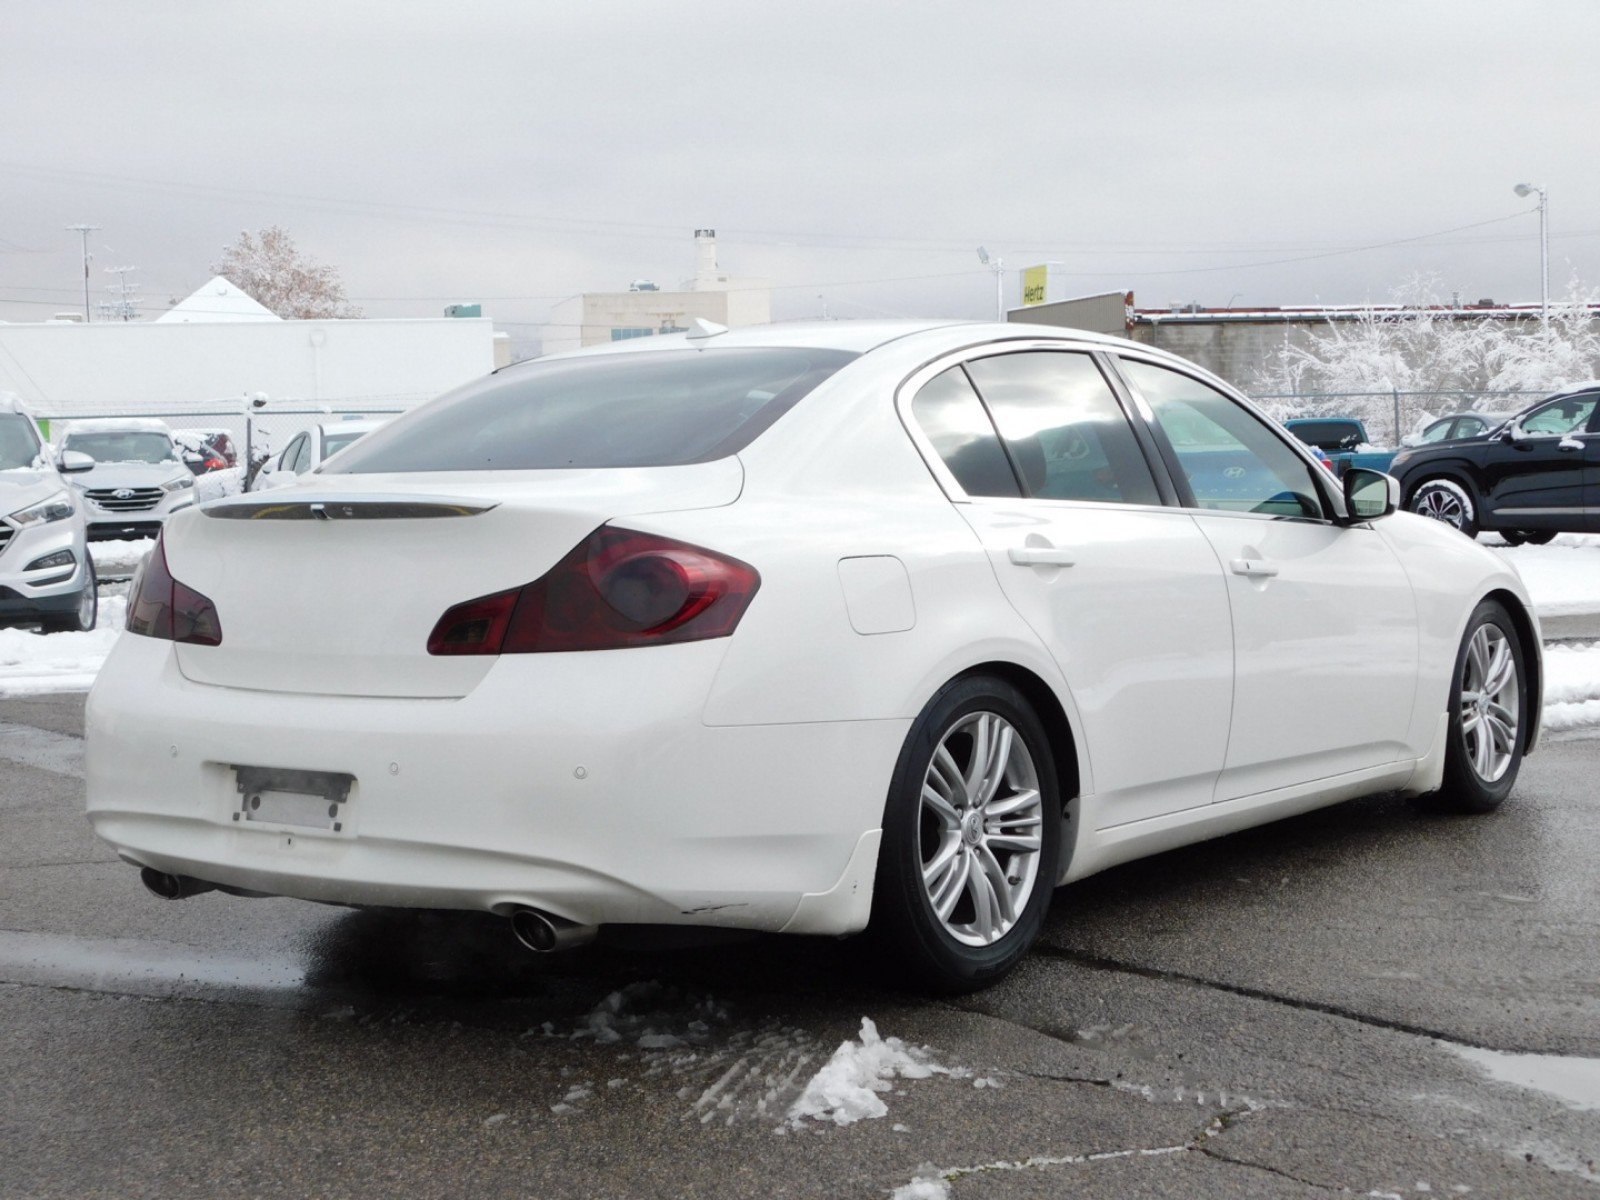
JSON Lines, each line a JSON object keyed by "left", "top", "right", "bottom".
{"left": 0, "top": 396, "right": 98, "bottom": 631}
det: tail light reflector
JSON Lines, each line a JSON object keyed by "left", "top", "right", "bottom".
{"left": 126, "top": 534, "right": 223, "bottom": 646}
{"left": 428, "top": 526, "right": 759, "bottom": 655}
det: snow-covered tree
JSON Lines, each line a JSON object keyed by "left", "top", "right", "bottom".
{"left": 211, "top": 227, "right": 362, "bottom": 320}
{"left": 1250, "top": 276, "right": 1600, "bottom": 434}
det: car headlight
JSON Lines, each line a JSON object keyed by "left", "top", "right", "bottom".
{"left": 8, "top": 490, "right": 75, "bottom": 528}
{"left": 161, "top": 476, "right": 195, "bottom": 492}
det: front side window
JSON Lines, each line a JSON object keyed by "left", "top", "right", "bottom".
{"left": 327, "top": 348, "right": 858, "bottom": 473}
{"left": 1119, "top": 359, "right": 1323, "bottom": 520}
{"left": 963, "top": 352, "right": 1162, "bottom": 506}
{"left": 1521, "top": 394, "right": 1598, "bottom": 436}
{"left": 1454, "top": 418, "right": 1485, "bottom": 439}
{"left": 0, "top": 413, "right": 42, "bottom": 471}
{"left": 280, "top": 435, "right": 307, "bottom": 473}
{"left": 62, "top": 431, "right": 177, "bottom": 465}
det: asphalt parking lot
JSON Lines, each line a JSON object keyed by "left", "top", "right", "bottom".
{"left": 2, "top": 691, "right": 1597, "bottom": 1199}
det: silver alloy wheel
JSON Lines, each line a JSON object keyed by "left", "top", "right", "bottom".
{"left": 1460, "top": 624, "right": 1520, "bottom": 783}
{"left": 1414, "top": 484, "right": 1467, "bottom": 530}
{"left": 918, "top": 711, "right": 1044, "bottom": 947}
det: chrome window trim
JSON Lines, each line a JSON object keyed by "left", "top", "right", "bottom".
{"left": 893, "top": 336, "right": 1176, "bottom": 514}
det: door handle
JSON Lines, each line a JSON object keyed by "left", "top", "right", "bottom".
{"left": 1229, "top": 558, "right": 1279, "bottom": 579}
{"left": 1558, "top": 436, "right": 1583, "bottom": 452}
{"left": 1008, "top": 546, "right": 1076, "bottom": 567}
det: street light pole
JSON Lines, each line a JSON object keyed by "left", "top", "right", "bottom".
{"left": 1513, "top": 183, "right": 1549, "bottom": 322}
{"left": 65, "top": 224, "right": 100, "bottom": 323}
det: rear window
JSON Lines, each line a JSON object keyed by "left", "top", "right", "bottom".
{"left": 1288, "top": 420, "right": 1362, "bottom": 451}
{"left": 325, "top": 348, "right": 858, "bottom": 473}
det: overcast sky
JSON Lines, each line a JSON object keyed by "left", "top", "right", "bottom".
{"left": 2, "top": 1, "right": 1597, "bottom": 350}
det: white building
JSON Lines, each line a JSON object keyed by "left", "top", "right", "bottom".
{"left": 0, "top": 277, "right": 508, "bottom": 419}
{"left": 543, "top": 230, "right": 770, "bottom": 354}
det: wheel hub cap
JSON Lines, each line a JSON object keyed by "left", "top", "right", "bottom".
{"left": 917, "top": 710, "right": 1045, "bottom": 948}
{"left": 1459, "top": 624, "right": 1519, "bottom": 784}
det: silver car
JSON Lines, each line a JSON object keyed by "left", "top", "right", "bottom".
{"left": 0, "top": 397, "right": 97, "bottom": 632}
{"left": 57, "top": 419, "right": 198, "bottom": 540}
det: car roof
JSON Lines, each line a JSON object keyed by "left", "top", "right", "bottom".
{"left": 318, "top": 418, "right": 386, "bottom": 436}
{"left": 519, "top": 319, "right": 1147, "bottom": 368}
{"left": 59, "top": 417, "right": 174, "bottom": 435}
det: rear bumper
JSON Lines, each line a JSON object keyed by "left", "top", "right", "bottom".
{"left": 86, "top": 635, "right": 902, "bottom": 934}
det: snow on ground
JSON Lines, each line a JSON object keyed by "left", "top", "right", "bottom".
{"left": 785, "top": 1017, "right": 958, "bottom": 1130}
{"left": 1542, "top": 642, "right": 1600, "bottom": 732}
{"left": 1485, "top": 533, "right": 1600, "bottom": 617}
{"left": 0, "top": 595, "right": 125, "bottom": 695}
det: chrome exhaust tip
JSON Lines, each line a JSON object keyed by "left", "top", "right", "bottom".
{"left": 509, "top": 906, "right": 597, "bottom": 954}
{"left": 139, "top": 867, "right": 216, "bottom": 900}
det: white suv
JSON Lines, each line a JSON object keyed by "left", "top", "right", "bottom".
{"left": 57, "top": 419, "right": 198, "bottom": 540}
{"left": 0, "top": 396, "right": 97, "bottom": 632}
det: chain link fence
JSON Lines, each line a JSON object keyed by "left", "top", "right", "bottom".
{"left": 1248, "top": 389, "right": 1550, "bottom": 445}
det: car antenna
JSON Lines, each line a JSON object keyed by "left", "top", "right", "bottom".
{"left": 684, "top": 318, "right": 729, "bottom": 347}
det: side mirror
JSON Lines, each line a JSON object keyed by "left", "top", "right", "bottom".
{"left": 1343, "top": 467, "right": 1399, "bottom": 523}
{"left": 58, "top": 450, "right": 96, "bottom": 474}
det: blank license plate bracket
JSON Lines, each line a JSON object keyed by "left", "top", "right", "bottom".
{"left": 233, "top": 766, "right": 355, "bottom": 833}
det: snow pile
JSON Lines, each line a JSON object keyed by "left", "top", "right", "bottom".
{"left": 890, "top": 1174, "right": 951, "bottom": 1200}
{"left": 195, "top": 467, "right": 245, "bottom": 503}
{"left": 0, "top": 595, "right": 125, "bottom": 695}
{"left": 1490, "top": 534, "right": 1600, "bottom": 617}
{"left": 785, "top": 1017, "right": 953, "bottom": 1129}
{"left": 1541, "top": 642, "right": 1600, "bottom": 732}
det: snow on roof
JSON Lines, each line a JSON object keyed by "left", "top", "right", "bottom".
{"left": 55, "top": 417, "right": 174, "bottom": 435}
{"left": 156, "top": 276, "right": 281, "bottom": 324}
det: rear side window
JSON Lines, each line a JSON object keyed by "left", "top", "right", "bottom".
{"left": 1289, "top": 420, "right": 1362, "bottom": 451}
{"left": 964, "top": 352, "right": 1163, "bottom": 507}
{"left": 908, "top": 367, "right": 1021, "bottom": 498}
{"left": 326, "top": 348, "right": 858, "bottom": 473}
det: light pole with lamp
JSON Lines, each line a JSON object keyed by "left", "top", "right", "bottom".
{"left": 977, "top": 246, "right": 1005, "bottom": 322}
{"left": 1513, "top": 182, "right": 1549, "bottom": 322}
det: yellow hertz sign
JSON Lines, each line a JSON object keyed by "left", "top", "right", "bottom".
{"left": 1022, "top": 265, "right": 1050, "bottom": 307}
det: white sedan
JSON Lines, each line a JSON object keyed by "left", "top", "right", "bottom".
{"left": 86, "top": 321, "right": 1540, "bottom": 990}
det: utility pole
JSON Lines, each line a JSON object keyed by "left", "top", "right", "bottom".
{"left": 1513, "top": 183, "right": 1549, "bottom": 323}
{"left": 102, "top": 264, "right": 140, "bottom": 322}
{"left": 977, "top": 247, "right": 1006, "bottom": 321}
{"left": 65, "top": 224, "right": 100, "bottom": 322}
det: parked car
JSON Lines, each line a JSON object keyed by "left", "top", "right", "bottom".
{"left": 1401, "top": 412, "right": 1512, "bottom": 448}
{"left": 1389, "top": 382, "right": 1599, "bottom": 542}
{"left": 0, "top": 395, "right": 98, "bottom": 631}
{"left": 1284, "top": 417, "right": 1397, "bottom": 477}
{"left": 250, "top": 419, "right": 387, "bottom": 491}
{"left": 56, "top": 419, "right": 198, "bottom": 540}
{"left": 173, "top": 428, "right": 240, "bottom": 474}
{"left": 85, "top": 322, "right": 1541, "bottom": 991}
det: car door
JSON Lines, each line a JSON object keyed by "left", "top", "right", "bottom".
{"left": 1112, "top": 356, "right": 1418, "bottom": 801}
{"left": 903, "top": 346, "right": 1235, "bottom": 827}
{"left": 1483, "top": 391, "right": 1598, "bottom": 530}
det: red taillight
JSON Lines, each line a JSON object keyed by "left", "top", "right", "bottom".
{"left": 204, "top": 456, "right": 226, "bottom": 470}
{"left": 428, "top": 527, "right": 759, "bottom": 656}
{"left": 125, "top": 535, "right": 223, "bottom": 646}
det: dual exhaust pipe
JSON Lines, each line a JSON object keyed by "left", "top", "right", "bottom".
{"left": 139, "top": 868, "right": 594, "bottom": 955}
{"left": 140, "top": 867, "right": 215, "bottom": 900}
{"left": 508, "top": 906, "right": 597, "bottom": 954}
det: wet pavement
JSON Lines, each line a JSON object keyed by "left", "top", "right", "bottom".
{"left": 2, "top": 691, "right": 1598, "bottom": 1198}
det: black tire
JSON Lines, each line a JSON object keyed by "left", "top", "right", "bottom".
{"left": 38, "top": 558, "right": 98, "bottom": 635}
{"left": 1408, "top": 478, "right": 1480, "bottom": 539}
{"left": 1500, "top": 530, "right": 1556, "bottom": 547}
{"left": 866, "top": 674, "right": 1062, "bottom": 993}
{"left": 1419, "top": 599, "right": 1528, "bottom": 814}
